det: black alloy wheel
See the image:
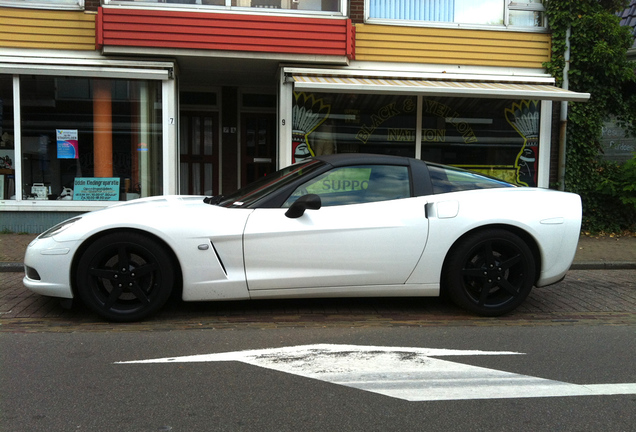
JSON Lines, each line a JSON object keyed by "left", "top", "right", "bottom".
{"left": 76, "top": 232, "right": 175, "bottom": 322}
{"left": 444, "top": 229, "right": 536, "bottom": 316}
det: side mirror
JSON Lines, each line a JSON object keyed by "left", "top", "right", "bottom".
{"left": 285, "top": 194, "right": 322, "bottom": 219}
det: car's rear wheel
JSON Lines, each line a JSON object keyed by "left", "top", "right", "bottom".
{"left": 443, "top": 229, "right": 535, "bottom": 316}
{"left": 76, "top": 232, "right": 174, "bottom": 322}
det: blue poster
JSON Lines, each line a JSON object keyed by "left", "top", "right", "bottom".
{"left": 57, "top": 129, "right": 79, "bottom": 159}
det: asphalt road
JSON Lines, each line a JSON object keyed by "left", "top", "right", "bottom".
{"left": 2, "top": 324, "right": 635, "bottom": 432}
{"left": 1, "top": 269, "right": 635, "bottom": 431}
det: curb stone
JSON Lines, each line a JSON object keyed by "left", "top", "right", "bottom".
{"left": 570, "top": 262, "right": 636, "bottom": 270}
{"left": 0, "top": 263, "right": 23, "bottom": 273}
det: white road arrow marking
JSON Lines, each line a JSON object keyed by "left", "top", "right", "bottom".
{"left": 117, "top": 344, "right": 636, "bottom": 401}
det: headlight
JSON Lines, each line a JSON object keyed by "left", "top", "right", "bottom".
{"left": 39, "top": 217, "right": 82, "bottom": 239}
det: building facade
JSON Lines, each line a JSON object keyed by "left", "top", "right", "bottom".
{"left": 0, "top": 0, "right": 588, "bottom": 233}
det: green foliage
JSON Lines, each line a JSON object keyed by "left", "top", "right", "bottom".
{"left": 598, "top": 0, "right": 630, "bottom": 12}
{"left": 544, "top": 0, "right": 636, "bottom": 233}
{"left": 596, "top": 155, "right": 636, "bottom": 207}
{"left": 584, "top": 156, "right": 636, "bottom": 232}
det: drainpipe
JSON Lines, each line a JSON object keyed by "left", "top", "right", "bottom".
{"left": 557, "top": 26, "right": 571, "bottom": 191}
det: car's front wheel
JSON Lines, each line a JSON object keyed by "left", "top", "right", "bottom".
{"left": 443, "top": 229, "right": 536, "bottom": 316}
{"left": 76, "top": 232, "right": 174, "bottom": 322}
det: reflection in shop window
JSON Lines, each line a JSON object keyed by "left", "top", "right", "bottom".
{"left": 291, "top": 92, "right": 416, "bottom": 163}
{"left": 0, "top": 76, "right": 16, "bottom": 200}
{"left": 420, "top": 97, "right": 540, "bottom": 187}
{"left": 107, "top": 0, "right": 341, "bottom": 12}
{"left": 18, "top": 76, "right": 162, "bottom": 201}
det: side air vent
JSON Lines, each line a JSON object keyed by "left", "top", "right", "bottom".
{"left": 210, "top": 242, "right": 228, "bottom": 276}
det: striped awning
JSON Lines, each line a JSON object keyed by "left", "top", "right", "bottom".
{"left": 291, "top": 75, "right": 590, "bottom": 102}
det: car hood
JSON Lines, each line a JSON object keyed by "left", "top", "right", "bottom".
{"left": 50, "top": 195, "right": 249, "bottom": 243}
{"left": 106, "top": 195, "right": 208, "bottom": 209}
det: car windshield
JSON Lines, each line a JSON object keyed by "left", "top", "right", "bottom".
{"left": 427, "top": 163, "right": 515, "bottom": 194}
{"left": 215, "top": 159, "right": 325, "bottom": 207}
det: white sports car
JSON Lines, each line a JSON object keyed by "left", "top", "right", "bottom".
{"left": 24, "top": 154, "right": 582, "bottom": 322}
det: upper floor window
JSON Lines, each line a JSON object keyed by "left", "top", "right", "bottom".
{"left": 105, "top": 0, "right": 344, "bottom": 15}
{"left": 0, "top": 0, "right": 84, "bottom": 10}
{"left": 367, "top": 0, "right": 545, "bottom": 29}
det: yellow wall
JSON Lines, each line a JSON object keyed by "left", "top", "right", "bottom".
{"left": 355, "top": 24, "right": 551, "bottom": 69}
{"left": 0, "top": 8, "right": 95, "bottom": 50}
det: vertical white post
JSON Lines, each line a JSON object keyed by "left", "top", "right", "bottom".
{"left": 415, "top": 95, "right": 423, "bottom": 160}
{"left": 538, "top": 100, "right": 553, "bottom": 189}
{"left": 13, "top": 75, "right": 22, "bottom": 202}
{"left": 139, "top": 82, "right": 150, "bottom": 197}
{"left": 278, "top": 69, "right": 293, "bottom": 169}
{"left": 163, "top": 78, "right": 178, "bottom": 195}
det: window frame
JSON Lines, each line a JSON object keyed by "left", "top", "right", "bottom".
{"left": 103, "top": 0, "right": 347, "bottom": 18}
{"left": 0, "top": 57, "right": 176, "bottom": 211}
{"left": 0, "top": 0, "right": 84, "bottom": 11}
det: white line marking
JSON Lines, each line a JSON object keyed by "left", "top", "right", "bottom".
{"left": 116, "top": 344, "right": 636, "bottom": 401}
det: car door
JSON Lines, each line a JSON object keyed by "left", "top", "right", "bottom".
{"left": 243, "top": 164, "right": 429, "bottom": 291}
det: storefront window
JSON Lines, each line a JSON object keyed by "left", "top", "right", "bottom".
{"left": 18, "top": 76, "right": 162, "bottom": 201}
{"left": 292, "top": 92, "right": 416, "bottom": 163}
{"left": 0, "top": 76, "right": 16, "bottom": 200}
{"left": 421, "top": 98, "right": 540, "bottom": 187}
{"left": 290, "top": 91, "right": 541, "bottom": 187}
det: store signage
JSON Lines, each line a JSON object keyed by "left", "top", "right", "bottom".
{"left": 73, "top": 177, "right": 120, "bottom": 201}
{"left": 292, "top": 93, "right": 331, "bottom": 163}
{"left": 600, "top": 120, "right": 635, "bottom": 163}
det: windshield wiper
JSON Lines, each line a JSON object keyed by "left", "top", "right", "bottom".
{"left": 203, "top": 195, "right": 224, "bottom": 205}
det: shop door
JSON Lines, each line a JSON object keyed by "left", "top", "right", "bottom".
{"left": 180, "top": 112, "right": 219, "bottom": 196}
{"left": 241, "top": 114, "right": 276, "bottom": 186}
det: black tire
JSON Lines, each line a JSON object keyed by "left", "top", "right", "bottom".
{"left": 443, "top": 229, "right": 536, "bottom": 316}
{"left": 76, "top": 232, "right": 174, "bottom": 322}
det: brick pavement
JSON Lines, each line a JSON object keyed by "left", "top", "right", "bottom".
{"left": 1, "top": 269, "right": 634, "bottom": 332}
{"left": 1, "top": 232, "right": 634, "bottom": 331}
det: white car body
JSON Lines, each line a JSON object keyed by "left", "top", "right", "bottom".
{"left": 23, "top": 154, "right": 582, "bottom": 321}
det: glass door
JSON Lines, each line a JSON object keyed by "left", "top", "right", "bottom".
{"left": 180, "top": 111, "right": 219, "bottom": 195}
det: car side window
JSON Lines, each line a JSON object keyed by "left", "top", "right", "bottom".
{"left": 427, "top": 164, "right": 514, "bottom": 194}
{"left": 283, "top": 165, "right": 411, "bottom": 207}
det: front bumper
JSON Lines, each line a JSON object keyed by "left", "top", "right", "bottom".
{"left": 23, "top": 236, "right": 77, "bottom": 299}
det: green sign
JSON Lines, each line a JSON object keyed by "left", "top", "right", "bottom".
{"left": 73, "top": 178, "right": 120, "bottom": 201}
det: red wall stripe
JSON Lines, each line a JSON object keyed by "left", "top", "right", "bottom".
{"left": 98, "top": 7, "right": 353, "bottom": 58}
{"left": 103, "top": 24, "right": 347, "bottom": 42}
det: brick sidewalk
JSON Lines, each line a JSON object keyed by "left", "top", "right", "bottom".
{"left": 1, "top": 232, "right": 635, "bottom": 330}
{"left": 1, "top": 269, "right": 634, "bottom": 331}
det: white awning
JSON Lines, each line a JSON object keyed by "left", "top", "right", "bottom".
{"left": 291, "top": 75, "right": 590, "bottom": 102}
{"left": 0, "top": 49, "right": 175, "bottom": 80}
